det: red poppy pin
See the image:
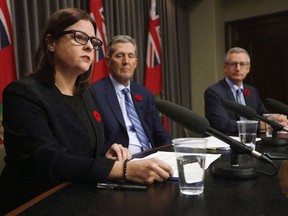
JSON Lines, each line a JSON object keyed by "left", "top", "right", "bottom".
{"left": 243, "top": 89, "right": 250, "bottom": 96}
{"left": 93, "top": 111, "right": 101, "bottom": 122}
{"left": 134, "top": 94, "right": 143, "bottom": 101}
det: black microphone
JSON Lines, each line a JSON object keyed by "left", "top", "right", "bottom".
{"left": 265, "top": 98, "right": 288, "bottom": 116}
{"left": 155, "top": 100, "right": 270, "bottom": 163}
{"left": 222, "top": 100, "right": 288, "bottom": 133}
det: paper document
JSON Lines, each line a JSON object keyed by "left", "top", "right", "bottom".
{"left": 134, "top": 151, "right": 221, "bottom": 178}
{"left": 204, "top": 136, "right": 261, "bottom": 150}
{"left": 204, "top": 136, "right": 231, "bottom": 150}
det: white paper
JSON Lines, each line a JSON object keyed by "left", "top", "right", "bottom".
{"left": 133, "top": 151, "right": 221, "bottom": 178}
{"left": 183, "top": 162, "right": 203, "bottom": 183}
{"left": 204, "top": 136, "right": 261, "bottom": 150}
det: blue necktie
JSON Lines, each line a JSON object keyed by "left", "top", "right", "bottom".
{"left": 122, "top": 88, "right": 151, "bottom": 151}
{"left": 236, "top": 89, "right": 246, "bottom": 120}
{"left": 236, "top": 89, "right": 243, "bottom": 105}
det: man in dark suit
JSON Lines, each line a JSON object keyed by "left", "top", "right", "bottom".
{"left": 204, "top": 47, "right": 268, "bottom": 136}
{"left": 92, "top": 35, "right": 171, "bottom": 154}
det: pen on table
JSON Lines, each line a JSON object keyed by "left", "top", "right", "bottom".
{"left": 97, "top": 183, "right": 147, "bottom": 191}
{"left": 168, "top": 177, "right": 179, "bottom": 181}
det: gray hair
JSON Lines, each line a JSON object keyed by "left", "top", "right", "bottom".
{"left": 106, "top": 35, "right": 138, "bottom": 57}
{"left": 224, "top": 47, "right": 250, "bottom": 64}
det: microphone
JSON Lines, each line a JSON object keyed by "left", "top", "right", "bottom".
{"left": 265, "top": 98, "right": 288, "bottom": 116}
{"left": 223, "top": 100, "right": 288, "bottom": 146}
{"left": 155, "top": 100, "right": 270, "bottom": 162}
{"left": 222, "top": 100, "right": 288, "bottom": 133}
{"left": 155, "top": 100, "right": 278, "bottom": 179}
{"left": 155, "top": 100, "right": 276, "bottom": 179}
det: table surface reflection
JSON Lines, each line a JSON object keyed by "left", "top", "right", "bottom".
{"left": 9, "top": 143, "right": 288, "bottom": 216}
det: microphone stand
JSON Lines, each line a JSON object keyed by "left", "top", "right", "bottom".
{"left": 155, "top": 99, "right": 278, "bottom": 179}
{"left": 205, "top": 128, "right": 259, "bottom": 179}
{"left": 222, "top": 100, "right": 288, "bottom": 146}
{"left": 212, "top": 147, "right": 258, "bottom": 180}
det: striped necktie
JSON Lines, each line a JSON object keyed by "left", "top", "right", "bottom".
{"left": 122, "top": 88, "right": 151, "bottom": 151}
{"left": 236, "top": 89, "right": 246, "bottom": 120}
{"left": 236, "top": 89, "right": 243, "bottom": 104}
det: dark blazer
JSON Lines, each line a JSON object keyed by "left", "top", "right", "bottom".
{"left": 204, "top": 78, "right": 268, "bottom": 136}
{"left": 91, "top": 77, "right": 172, "bottom": 149}
{"left": 0, "top": 77, "right": 114, "bottom": 213}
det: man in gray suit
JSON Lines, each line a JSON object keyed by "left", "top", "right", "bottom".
{"left": 204, "top": 47, "right": 268, "bottom": 136}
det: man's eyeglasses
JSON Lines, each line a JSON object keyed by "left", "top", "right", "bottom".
{"left": 55, "top": 30, "right": 103, "bottom": 50}
{"left": 225, "top": 62, "right": 250, "bottom": 68}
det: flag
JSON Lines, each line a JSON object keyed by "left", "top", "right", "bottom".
{"left": 0, "top": 0, "right": 17, "bottom": 144}
{"left": 145, "top": 0, "right": 162, "bottom": 96}
{"left": 89, "top": 0, "right": 109, "bottom": 82}
{"left": 145, "top": 0, "right": 169, "bottom": 131}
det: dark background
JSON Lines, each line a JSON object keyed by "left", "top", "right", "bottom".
{"left": 225, "top": 11, "right": 288, "bottom": 107}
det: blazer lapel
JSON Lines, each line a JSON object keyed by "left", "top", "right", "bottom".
{"left": 130, "top": 83, "right": 153, "bottom": 141}
{"left": 221, "top": 79, "right": 235, "bottom": 102}
{"left": 105, "top": 79, "right": 127, "bottom": 129}
{"left": 130, "top": 82, "right": 145, "bottom": 118}
{"left": 81, "top": 90, "right": 99, "bottom": 131}
{"left": 222, "top": 79, "right": 240, "bottom": 120}
{"left": 79, "top": 90, "right": 104, "bottom": 155}
{"left": 243, "top": 85, "right": 253, "bottom": 107}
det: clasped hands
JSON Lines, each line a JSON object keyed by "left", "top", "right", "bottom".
{"left": 105, "top": 143, "right": 173, "bottom": 184}
{"left": 265, "top": 114, "right": 288, "bottom": 135}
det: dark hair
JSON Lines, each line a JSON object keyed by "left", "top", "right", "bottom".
{"left": 31, "top": 8, "right": 97, "bottom": 93}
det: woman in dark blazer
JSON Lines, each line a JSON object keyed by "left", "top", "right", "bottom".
{"left": 0, "top": 8, "right": 173, "bottom": 214}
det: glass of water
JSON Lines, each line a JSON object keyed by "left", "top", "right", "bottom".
{"left": 237, "top": 120, "right": 258, "bottom": 150}
{"left": 173, "top": 138, "right": 207, "bottom": 195}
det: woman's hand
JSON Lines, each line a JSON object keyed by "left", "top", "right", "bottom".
{"left": 105, "top": 143, "right": 132, "bottom": 161}
{"left": 125, "top": 158, "right": 173, "bottom": 184}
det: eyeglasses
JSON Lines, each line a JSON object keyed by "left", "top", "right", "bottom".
{"left": 55, "top": 30, "right": 103, "bottom": 50}
{"left": 225, "top": 62, "right": 250, "bottom": 68}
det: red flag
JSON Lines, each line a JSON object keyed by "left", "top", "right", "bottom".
{"left": 0, "top": 0, "right": 17, "bottom": 144}
{"left": 89, "top": 0, "right": 109, "bottom": 82}
{"left": 145, "top": 0, "right": 162, "bottom": 96}
{"left": 145, "top": 0, "right": 169, "bottom": 131}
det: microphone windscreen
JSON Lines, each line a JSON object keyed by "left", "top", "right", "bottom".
{"left": 222, "top": 100, "right": 256, "bottom": 119}
{"left": 265, "top": 98, "right": 288, "bottom": 116}
{"left": 155, "top": 100, "right": 209, "bottom": 134}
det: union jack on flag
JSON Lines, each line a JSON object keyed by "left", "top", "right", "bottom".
{"left": 145, "top": 0, "right": 162, "bottom": 96}
{"left": 145, "top": 0, "right": 169, "bottom": 131}
{"left": 0, "top": 0, "right": 16, "bottom": 105}
{"left": 90, "top": 0, "right": 109, "bottom": 82}
{"left": 0, "top": 0, "right": 17, "bottom": 144}
{"left": 0, "top": 6, "right": 11, "bottom": 49}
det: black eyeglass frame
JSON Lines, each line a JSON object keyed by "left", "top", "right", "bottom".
{"left": 53, "top": 30, "right": 103, "bottom": 50}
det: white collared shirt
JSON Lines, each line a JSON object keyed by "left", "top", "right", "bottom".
{"left": 225, "top": 77, "right": 246, "bottom": 105}
{"left": 109, "top": 74, "right": 142, "bottom": 154}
